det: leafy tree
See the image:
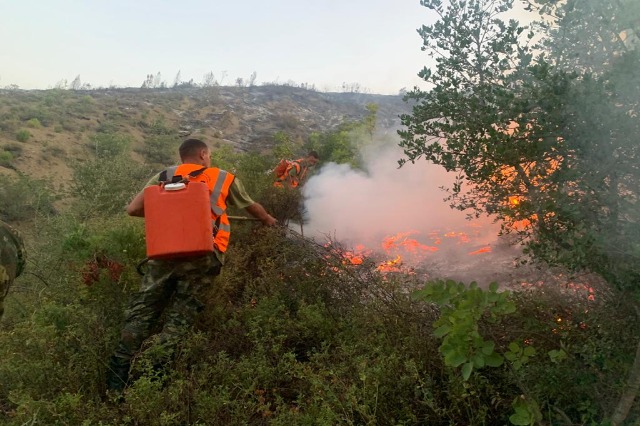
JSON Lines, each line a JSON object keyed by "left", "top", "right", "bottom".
{"left": 399, "top": 0, "right": 640, "bottom": 423}
{"left": 271, "top": 131, "right": 296, "bottom": 161}
{"left": 524, "top": 0, "right": 640, "bottom": 75}
{"left": 306, "top": 104, "right": 378, "bottom": 168}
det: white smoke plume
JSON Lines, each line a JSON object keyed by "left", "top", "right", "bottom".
{"left": 301, "top": 141, "right": 522, "bottom": 285}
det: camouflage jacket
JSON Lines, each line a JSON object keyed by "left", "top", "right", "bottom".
{"left": 0, "top": 221, "right": 25, "bottom": 280}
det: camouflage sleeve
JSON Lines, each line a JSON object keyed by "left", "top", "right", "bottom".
{"left": 0, "top": 222, "right": 25, "bottom": 278}
{"left": 0, "top": 221, "right": 25, "bottom": 318}
{"left": 226, "top": 178, "right": 255, "bottom": 209}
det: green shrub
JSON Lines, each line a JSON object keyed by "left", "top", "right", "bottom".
{"left": 0, "top": 150, "right": 13, "bottom": 167}
{"left": 60, "top": 119, "right": 78, "bottom": 132}
{"left": 96, "top": 120, "right": 118, "bottom": 134}
{"left": 0, "top": 112, "right": 19, "bottom": 132}
{"left": 138, "top": 134, "right": 179, "bottom": 165}
{"left": 15, "top": 129, "right": 30, "bottom": 142}
{"left": 70, "top": 153, "right": 153, "bottom": 219}
{"left": 26, "top": 118, "right": 42, "bottom": 128}
{"left": 89, "top": 132, "right": 131, "bottom": 158}
{"left": 0, "top": 173, "right": 56, "bottom": 221}
{"left": 70, "top": 95, "right": 95, "bottom": 114}
{"left": 3, "top": 143, "right": 23, "bottom": 156}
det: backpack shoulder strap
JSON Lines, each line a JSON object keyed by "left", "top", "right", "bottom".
{"left": 159, "top": 166, "right": 207, "bottom": 184}
{"left": 186, "top": 167, "right": 208, "bottom": 179}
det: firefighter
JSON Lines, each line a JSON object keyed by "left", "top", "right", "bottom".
{"left": 106, "top": 138, "right": 276, "bottom": 393}
{"left": 273, "top": 151, "right": 320, "bottom": 189}
{"left": 0, "top": 220, "right": 25, "bottom": 319}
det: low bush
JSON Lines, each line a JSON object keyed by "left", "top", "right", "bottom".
{"left": 69, "top": 152, "right": 153, "bottom": 219}
{"left": 15, "top": 129, "right": 30, "bottom": 142}
{"left": 0, "top": 173, "right": 56, "bottom": 221}
{"left": 0, "top": 150, "right": 13, "bottom": 167}
{"left": 26, "top": 118, "right": 42, "bottom": 129}
{"left": 138, "top": 134, "right": 179, "bottom": 166}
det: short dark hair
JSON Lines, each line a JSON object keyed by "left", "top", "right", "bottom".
{"left": 179, "top": 138, "right": 208, "bottom": 161}
{"left": 307, "top": 150, "right": 319, "bottom": 159}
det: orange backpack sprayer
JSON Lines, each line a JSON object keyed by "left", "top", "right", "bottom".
{"left": 143, "top": 181, "right": 213, "bottom": 259}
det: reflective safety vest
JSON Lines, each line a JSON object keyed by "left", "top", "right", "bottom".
{"left": 159, "top": 164, "right": 235, "bottom": 253}
{"left": 273, "top": 159, "right": 306, "bottom": 188}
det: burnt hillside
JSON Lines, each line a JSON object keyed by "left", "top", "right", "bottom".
{"left": 0, "top": 85, "right": 411, "bottom": 183}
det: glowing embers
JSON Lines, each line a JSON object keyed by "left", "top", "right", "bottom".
{"left": 376, "top": 255, "right": 403, "bottom": 273}
{"left": 518, "top": 279, "right": 596, "bottom": 303}
{"left": 381, "top": 231, "right": 439, "bottom": 253}
{"left": 341, "top": 244, "right": 370, "bottom": 265}
{"left": 468, "top": 246, "right": 492, "bottom": 255}
{"left": 331, "top": 226, "right": 495, "bottom": 276}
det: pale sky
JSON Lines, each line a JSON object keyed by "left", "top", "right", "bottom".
{"left": 0, "top": 0, "right": 440, "bottom": 94}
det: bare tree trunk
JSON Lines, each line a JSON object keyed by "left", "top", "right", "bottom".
{"left": 610, "top": 331, "right": 640, "bottom": 424}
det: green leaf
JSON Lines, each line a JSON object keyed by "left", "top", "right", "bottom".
{"left": 510, "top": 397, "right": 536, "bottom": 425}
{"left": 481, "top": 340, "right": 495, "bottom": 355}
{"left": 523, "top": 346, "right": 536, "bottom": 357}
{"left": 548, "top": 349, "right": 568, "bottom": 363}
{"left": 472, "top": 354, "right": 485, "bottom": 368}
{"left": 509, "top": 409, "right": 533, "bottom": 426}
{"left": 489, "top": 282, "right": 499, "bottom": 292}
{"left": 434, "top": 324, "right": 451, "bottom": 338}
{"left": 462, "top": 362, "right": 473, "bottom": 381}
{"left": 484, "top": 352, "right": 504, "bottom": 367}
{"left": 444, "top": 351, "right": 467, "bottom": 367}
{"left": 508, "top": 342, "right": 521, "bottom": 353}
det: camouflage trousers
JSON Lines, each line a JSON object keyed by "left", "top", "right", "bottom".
{"left": 107, "top": 254, "right": 221, "bottom": 390}
{"left": 0, "top": 222, "right": 25, "bottom": 319}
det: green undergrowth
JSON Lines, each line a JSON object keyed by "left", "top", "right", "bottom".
{"left": 0, "top": 211, "right": 637, "bottom": 425}
{"left": 0, "top": 128, "right": 637, "bottom": 424}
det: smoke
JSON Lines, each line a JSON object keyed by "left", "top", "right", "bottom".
{"left": 301, "top": 141, "right": 521, "bottom": 285}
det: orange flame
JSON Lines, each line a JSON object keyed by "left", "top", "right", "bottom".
{"left": 443, "top": 231, "right": 470, "bottom": 243}
{"left": 376, "top": 255, "right": 403, "bottom": 273}
{"left": 381, "top": 231, "right": 439, "bottom": 253}
{"left": 468, "top": 246, "right": 492, "bottom": 255}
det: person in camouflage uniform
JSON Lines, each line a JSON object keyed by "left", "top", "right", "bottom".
{"left": 0, "top": 220, "right": 25, "bottom": 319}
{"left": 107, "top": 139, "right": 276, "bottom": 392}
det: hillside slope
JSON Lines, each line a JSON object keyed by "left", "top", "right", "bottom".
{"left": 0, "top": 86, "right": 410, "bottom": 183}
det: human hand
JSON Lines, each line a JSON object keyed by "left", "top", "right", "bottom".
{"left": 262, "top": 215, "right": 277, "bottom": 226}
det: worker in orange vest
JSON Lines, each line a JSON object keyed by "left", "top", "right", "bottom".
{"left": 106, "top": 138, "right": 276, "bottom": 393}
{"left": 273, "top": 151, "right": 319, "bottom": 189}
